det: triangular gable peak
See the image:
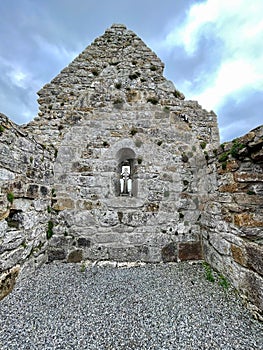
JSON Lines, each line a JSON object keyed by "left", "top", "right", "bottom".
{"left": 36, "top": 24, "right": 184, "bottom": 118}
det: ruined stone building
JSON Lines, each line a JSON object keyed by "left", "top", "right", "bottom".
{"left": 0, "top": 24, "right": 262, "bottom": 319}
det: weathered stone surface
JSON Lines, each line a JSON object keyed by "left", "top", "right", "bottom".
{"left": 231, "top": 244, "right": 247, "bottom": 267}
{"left": 242, "top": 271, "right": 263, "bottom": 319}
{"left": 245, "top": 243, "right": 263, "bottom": 276}
{"left": 67, "top": 249, "right": 83, "bottom": 263}
{"left": 178, "top": 241, "right": 203, "bottom": 261}
{"left": 0, "top": 265, "right": 20, "bottom": 300}
{"left": 48, "top": 249, "right": 66, "bottom": 262}
{"left": 161, "top": 242, "right": 177, "bottom": 262}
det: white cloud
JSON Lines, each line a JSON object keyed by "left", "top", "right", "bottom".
{"left": 192, "top": 58, "right": 262, "bottom": 111}
{"left": 164, "top": 0, "right": 263, "bottom": 111}
{"left": 32, "top": 34, "right": 78, "bottom": 66}
{"left": 8, "top": 70, "right": 27, "bottom": 88}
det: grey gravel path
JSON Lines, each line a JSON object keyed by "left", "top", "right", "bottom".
{"left": 0, "top": 262, "right": 262, "bottom": 350}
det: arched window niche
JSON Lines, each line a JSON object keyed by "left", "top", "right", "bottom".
{"left": 116, "top": 148, "right": 138, "bottom": 197}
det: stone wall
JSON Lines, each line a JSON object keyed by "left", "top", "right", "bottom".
{"left": 0, "top": 113, "right": 53, "bottom": 299}
{"left": 46, "top": 102, "right": 217, "bottom": 264}
{"left": 20, "top": 24, "right": 219, "bottom": 264}
{"left": 202, "top": 125, "right": 263, "bottom": 320}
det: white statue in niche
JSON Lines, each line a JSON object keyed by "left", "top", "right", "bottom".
{"left": 120, "top": 165, "right": 132, "bottom": 196}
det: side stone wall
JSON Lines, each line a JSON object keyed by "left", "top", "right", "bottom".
{"left": 202, "top": 125, "right": 263, "bottom": 320}
{"left": 0, "top": 114, "right": 53, "bottom": 300}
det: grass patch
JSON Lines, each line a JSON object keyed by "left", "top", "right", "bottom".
{"left": 202, "top": 262, "right": 215, "bottom": 283}
{"left": 7, "top": 192, "right": 14, "bottom": 204}
{"left": 200, "top": 141, "right": 207, "bottom": 149}
{"left": 218, "top": 274, "right": 230, "bottom": 290}
{"left": 46, "top": 220, "right": 54, "bottom": 239}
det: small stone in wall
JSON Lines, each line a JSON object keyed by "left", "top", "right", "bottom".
{"left": 161, "top": 242, "right": 177, "bottom": 262}
{"left": 67, "top": 249, "right": 83, "bottom": 263}
{"left": 178, "top": 241, "right": 203, "bottom": 261}
{"left": 0, "top": 265, "right": 20, "bottom": 301}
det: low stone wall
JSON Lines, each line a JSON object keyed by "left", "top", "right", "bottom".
{"left": 0, "top": 114, "right": 53, "bottom": 299}
{"left": 202, "top": 125, "right": 263, "bottom": 320}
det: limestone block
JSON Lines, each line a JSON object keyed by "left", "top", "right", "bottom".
{"left": 234, "top": 172, "right": 263, "bottom": 182}
{"left": 209, "top": 233, "right": 231, "bottom": 255}
{"left": 1, "top": 230, "right": 25, "bottom": 253}
{"left": 13, "top": 198, "right": 32, "bottom": 211}
{"left": 98, "top": 210, "right": 119, "bottom": 227}
{"left": 34, "top": 199, "right": 49, "bottom": 212}
{"left": 241, "top": 271, "right": 263, "bottom": 318}
{"left": 234, "top": 213, "right": 263, "bottom": 227}
{"left": 245, "top": 243, "right": 263, "bottom": 276}
{"left": 121, "top": 211, "right": 149, "bottom": 227}
{"left": 143, "top": 246, "right": 162, "bottom": 262}
{"left": 61, "top": 210, "right": 97, "bottom": 227}
{"left": 0, "top": 168, "right": 15, "bottom": 181}
{"left": 47, "top": 249, "right": 66, "bottom": 262}
{"left": 85, "top": 245, "right": 109, "bottom": 260}
{"left": 0, "top": 247, "right": 24, "bottom": 271}
{"left": 67, "top": 249, "right": 83, "bottom": 263}
{"left": 0, "top": 208, "right": 9, "bottom": 221}
{"left": 161, "top": 242, "right": 177, "bottom": 262}
{"left": 26, "top": 184, "right": 39, "bottom": 199}
{"left": 52, "top": 198, "right": 75, "bottom": 211}
{"left": 231, "top": 244, "right": 247, "bottom": 267}
{"left": 0, "top": 220, "right": 8, "bottom": 238}
{"left": 178, "top": 241, "right": 203, "bottom": 261}
{"left": 0, "top": 265, "right": 20, "bottom": 301}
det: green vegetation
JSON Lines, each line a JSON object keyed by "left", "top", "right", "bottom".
{"left": 221, "top": 161, "right": 227, "bottom": 170}
{"left": 46, "top": 220, "right": 54, "bottom": 239}
{"left": 219, "top": 152, "right": 229, "bottom": 163}
{"left": 230, "top": 140, "right": 245, "bottom": 158}
{"left": 115, "top": 82, "right": 122, "bottom": 89}
{"left": 202, "top": 262, "right": 215, "bottom": 283}
{"left": 21, "top": 241, "right": 27, "bottom": 249}
{"left": 218, "top": 274, "right": 229, "bottom": 290}
{"left": 163, "top": 106, "right": 170, "bottom": 113}
{"left": 7, "top": 192, "right": 14, "bottom": 204}
{"left": 247, "top": 190, "right": 256, "bottom": 195}
{"left": 150, "top": 65, "right": 157, "bottom": 71}
{"left": 80, "top": 263, "right": 86, "bottom": 273}
{"left": 0, "top": 125, "right": 4, "bottom": 133}
{"left": 200, "top": 141, "right": 207, "bottom": 149}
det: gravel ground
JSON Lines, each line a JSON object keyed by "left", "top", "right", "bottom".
{"left": 0, "top": 262, "right": 262, "bottom": 350}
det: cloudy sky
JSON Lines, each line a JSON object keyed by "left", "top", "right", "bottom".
{"left": 0, "top": 0, "right": 262, "bottom": 142}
